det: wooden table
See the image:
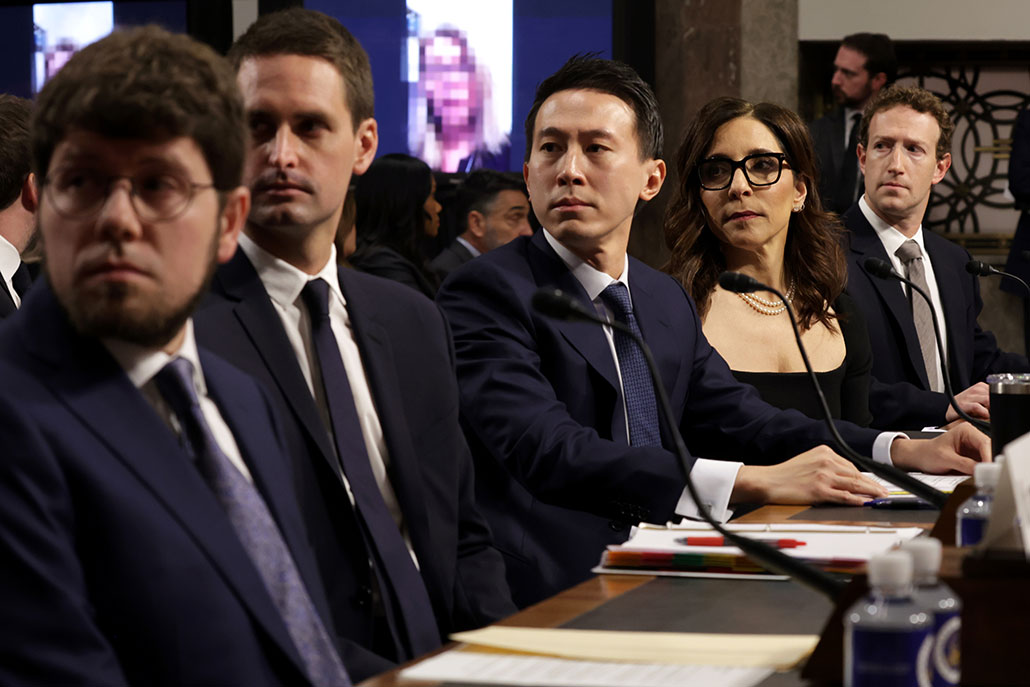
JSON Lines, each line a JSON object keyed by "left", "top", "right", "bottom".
{"left": 358, "top": 504, "right": 938, "bottom": 687}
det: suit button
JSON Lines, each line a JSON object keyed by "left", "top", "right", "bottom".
{"left": 608, "top": 520, "right": 627, "bottom": 532}
{"left": 353, "top": 586, "right": 373, "bottom": 608}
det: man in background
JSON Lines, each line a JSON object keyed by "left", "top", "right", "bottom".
{"left": 0, "top": 94, "right": 37, "bottom": 317}
{"left": 810, "top": 33, "right": 896, "bottom": 214}
{"left": 430, "top": 169, "right": 531, "bottom": 282}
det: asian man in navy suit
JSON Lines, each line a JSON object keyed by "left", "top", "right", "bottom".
{"left": 0, "top": 27, "right": 363, "bottom": 685}
{"left": 844, "top": 85, "right": 1029, "bottom": 424}
{"left": 193, "top": 8, "right": 514, "bottom": 672}
{"left": 437, "top": 57, "right": 991, "bottom": 608}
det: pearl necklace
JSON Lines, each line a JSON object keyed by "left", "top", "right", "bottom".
{"left": 735, "top": 280, "right": 796, "bottom": 316}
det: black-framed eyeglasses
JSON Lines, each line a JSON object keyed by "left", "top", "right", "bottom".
{"left": 43, "top": 167, "right": 218, "bottom": 222}
{"left": 697, "top": 152, "right": 789, "bottom": 191}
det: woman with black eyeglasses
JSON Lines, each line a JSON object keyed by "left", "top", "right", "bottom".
{"left": 663, "top": 97, "right": 874, "bottom": 426}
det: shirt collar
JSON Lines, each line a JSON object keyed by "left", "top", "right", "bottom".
{"left": 104, "top": 319, "right": 206, "bottom": 393}
{"left": 542, "top": 227, "right": 630, "bottom": 301}
{"left": 859, "top": 195, "right": 926, "bottom": 257}
{"left": 455, "top": 236, "right": 481, "bottom": 258}
{"left": 0, "top": 234, "right": 20, "bottom": 283}
{"left": 238, "top": 232, "right": 347, "bottom": 309}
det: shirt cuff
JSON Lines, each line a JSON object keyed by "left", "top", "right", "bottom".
{"left": 674, "top": 458, "right": 742, "bottom": 523}
{"left": 873, "top": 432, "right": 908, "bottom": 465}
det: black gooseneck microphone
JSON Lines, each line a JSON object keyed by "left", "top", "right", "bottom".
{"left": 718, "top": 272, "right": 948, "bottom": 508}
{"left": 531, "top": 287, "right": 845, "bottom": 599}
{"left": 863, "top": 257, "right": 991, "bottom": 435}
{"left": 965, "top": 259, "right": 1030, "bottom": 298}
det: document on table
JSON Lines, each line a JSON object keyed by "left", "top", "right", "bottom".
{"left": 863, "top": 472, "right": 969, "bottom": 497}
{"left": 449, "top": 627, "right": 818, "bottom": 669}
{"left": 399, "top": 651, "right": 774, "bottom": 687}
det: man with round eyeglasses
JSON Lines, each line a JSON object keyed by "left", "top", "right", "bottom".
{"left": 0, "top": 26, "right": 356, "bottom": 686}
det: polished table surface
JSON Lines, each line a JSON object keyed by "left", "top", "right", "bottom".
{"left": 358, "top": 504, "right": 938, "bottom": 687}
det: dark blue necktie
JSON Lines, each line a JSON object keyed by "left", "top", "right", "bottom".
{"left": 600, "top": 282, "right": 661, "bottom": 447}
{"left": 11, "top": 262, "right": 31, "bottom": 299}
{"left": 154, "top": 357, "right": 351, "bottom": 687}
{"left": 300, "top": 279, "right": 440, "bottom": 659}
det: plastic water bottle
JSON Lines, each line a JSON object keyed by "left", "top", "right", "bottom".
{"left": 845, "top": 551, "right": 933, "bottom": 687}
{"left": 900, "top": 538, "right": 961, "bottom": 686}
{"left": 956, "top": 463, "right": 1001, "bottom": 547}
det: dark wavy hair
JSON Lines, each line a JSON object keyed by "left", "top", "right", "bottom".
{"left": 353, "top": 153, "right": 434, "bottom": 264}
{"left": 663, "top": 97, "right": 846, "bottom": 330}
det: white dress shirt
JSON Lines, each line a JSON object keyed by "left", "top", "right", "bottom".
{"left": 238, "top": 234, "right": 416, "bottom": 557}
{"left": 456, "top": 236, "right": 481, "bottom": 258}
{"left": 104, "top": 320, "right": 254, "bottom": 482}
{"left": 859, "top": 196, "right": 949, "bottom": 389}
{"left": 0, "top": 234, "right": 22, "bottom": 308}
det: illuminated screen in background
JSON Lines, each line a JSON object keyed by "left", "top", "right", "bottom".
{"left": 406, "top": 0, "right": 513, "bottom": 173}
{"left": 33, "top": 2, "right": 114, "bottom": 94}
{"left": 306, "top": 0, "right": 612, "bottom": 173}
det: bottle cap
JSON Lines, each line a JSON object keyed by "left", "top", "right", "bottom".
{"left": 867, "top": 551, "right": 912, "bottom": 587}
{"left": 898, "top": 537, "right": 942, "bottom": 577}
{"left": 974, "top": 462, "right": 1002, "bottom": 489}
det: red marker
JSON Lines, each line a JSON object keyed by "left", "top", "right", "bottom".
{"left": 675, "top": 536, "right": 806, "bottom": 549}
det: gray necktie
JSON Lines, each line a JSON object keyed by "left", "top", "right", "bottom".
{"left": 155, "top": 357, "right": 352, "bottom": 687}
{"left": 895, "top": 240, "right": 943, "bottom": 392}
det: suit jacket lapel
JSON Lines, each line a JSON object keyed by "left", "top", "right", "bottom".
{"left": 924, "top": 237, "right": 966, "bottom": 383}
{"left": 0, "top": 274, "right": 15, "bottom": 317}
{"left": 20, "top": 285, "right": 307, "bottom": 675}
{"left": 527, "top": 232, "right": 623, "bottom": 439}
{"left": 214, "top": 252, "right": 341, "bottom": 477}
{"left": 336, "top": 268, "right": 434, "bottom": 574}
{"left": 848, "top": 212, "right": 932, "bottom": 388}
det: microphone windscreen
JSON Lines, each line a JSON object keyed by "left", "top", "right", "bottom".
{"left": 718, "top": 271, "right": 762, "bottom": 294}
{"left": 863, "top": 257, "right": 896, "bottom": 280}
{"left": 531, "top": 288, "right": 589, "bottom": 322}
{"left": 965, "top": 260, "right": 992, "bottom": 277}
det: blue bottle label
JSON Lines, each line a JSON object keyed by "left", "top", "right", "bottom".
{"left": 932, "top": 612, "right": 960, "bottom": 686}
{"left": 849, "top": 626, "right": 933, "bottom": 687}
{"left": 959, "top": 517, "right": 986, "bottom": 546}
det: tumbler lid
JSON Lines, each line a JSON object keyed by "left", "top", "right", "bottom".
{"left": 988, "top": 373, "right": 1030, "bottom": 394}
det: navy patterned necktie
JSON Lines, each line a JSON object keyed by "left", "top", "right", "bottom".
{"left": 300, "top": 278, "right": 440, "bottom": 659}
{"left": 599, "top": 282, "right": 662, "bottom": 447}
{"left": 155, "top": 357, "right": 352, "bottom": 687}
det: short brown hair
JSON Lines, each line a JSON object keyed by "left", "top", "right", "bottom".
{"left": 0, "top": 94, "right": 32, "bottom": 210}
{"left": 228, "top": 8, "right": 374, "bottom": 130}
{"left": 32, "top": 25, "right": 245, "bottom": 191}
{"left": 664, "top": 97, "right": 846, "bottom": 330}
{"left": 859, "top": 85, "right": 954, "bottom": 160}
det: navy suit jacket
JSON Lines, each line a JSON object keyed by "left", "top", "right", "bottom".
{"left": 429, "top": 240, "right": 475, "bottom": 283}
{"left": 194, "top": 250, "right": 514, "bottom": 667}
{"left": 0, "top": 283, "right": 345, "bottom": 686}
{"left": 436, "top": 230, "right": 883, "bottom": 608}
{"left": 844, "top": 204, "right": 1030, "bottom": 422}
{"left": 1004, "top": 108, "right": 1030, "bottom": 294}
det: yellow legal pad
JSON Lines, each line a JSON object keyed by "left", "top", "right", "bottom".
{"left": 450, "top": 626, "right": 819, "bottom": 671}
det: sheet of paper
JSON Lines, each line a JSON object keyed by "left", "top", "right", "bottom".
{"left": 590, "top": 565, "right": 789, "bottom": 581}
{"left": 862, "top": 472, "right": 969, "bottom": 496}
{"left": 400, "top": 651, "right": 773, "bottom": 687}
{"left": 449, "top": 626, "right": 818, "bottom": 670}
{"left": 616, "top": 523, "right": 924, "bottom": 564}
{"left": 985, "top": 433, "right": 1030, "bottom": 553}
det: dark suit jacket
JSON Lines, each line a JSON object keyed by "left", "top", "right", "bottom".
{"left": 844, "top": 204, "right": 1030, "bottom": 421}
{"left": 436, "top": 230, "right": 883, "bottom": 608}
{"left": 194, "top": 251, "right": 514, "bottom": 668}
{"left": 349, "top": 244, "right": 438, "bottom": 298}
{"left": 0, "top": 283, "right": 347, "bottom": 686}
{"left": 1004, "top": 108, "right": 1030, "bottom": 294}
{"left": 429, "top": 240, "right": 475, "bottom": 283}
{"left": 810, "top": 109, "right": 859, "bottom": 215}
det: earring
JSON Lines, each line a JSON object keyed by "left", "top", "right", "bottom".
{"left": 792, "top": 202, "right": 805, "bottom": 213}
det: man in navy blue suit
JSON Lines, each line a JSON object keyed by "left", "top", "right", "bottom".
{"left": 844, "top": 85, "right": 1029, "bottom": 426}
{"left": 0, "top": 27, "right": 358, "bottom": 685}
{"left": 0, "top": 94, "right": 36, "bottom": 318}
{"left": 437, "top": 57, "right": 991, "bottom": 608}
{"left": 193, "top": 8, "right": 514, "bottom": 673}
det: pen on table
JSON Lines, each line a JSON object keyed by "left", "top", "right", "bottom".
{"left": 674, "top": 536, "right": 806, "bottom": 549}
{"left": 864, "top": 497, "right": 937, "bottom": 510}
